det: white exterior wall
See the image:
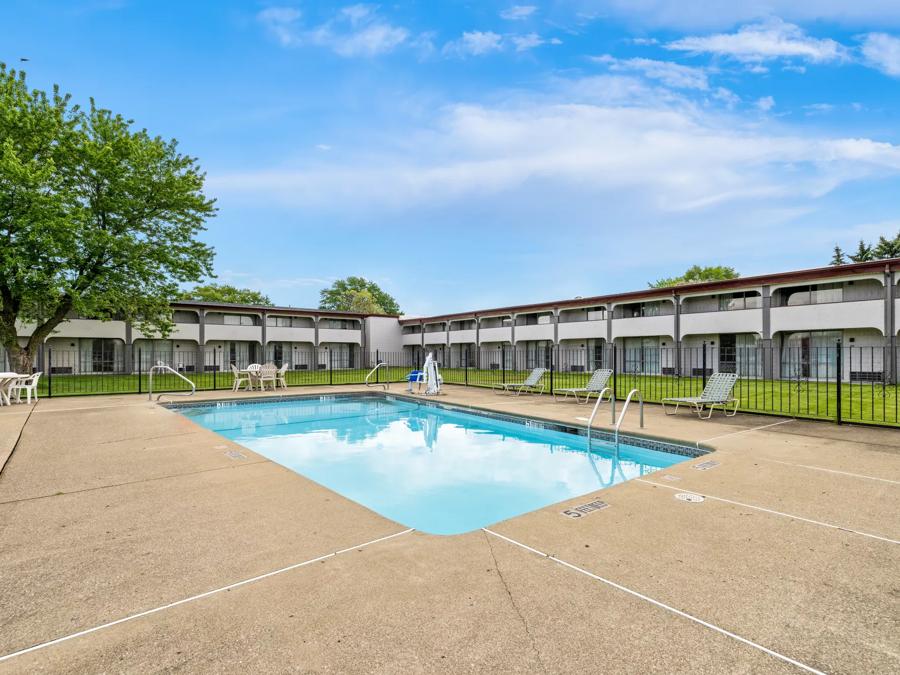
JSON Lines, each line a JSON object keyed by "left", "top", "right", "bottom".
{"left": 50, "top": 319, "right": 128, "bottom": 341}
{"left": 401, "top": 333, "right": 423, "bottom": 347}
{"left": 479, "top": 327, "right": 512, "bottom": 343}
{"left": 318, "top": 328, "right": 362, "bottom": 344}
{"left": 558, "top": 321, "right": 605, "bottom": 341}
{"left": 449, "top": 329, "right": 476, "bottom": 344}
{"left": 267, "top": 326, "right": 316, "bottom": 344}
{"left": 770, "top": 300, "right": 884, "bottom": 335}
{"left": 132, "top": 323, "right": 201, "bottom": 343}
{"left": 205, "top": 324, "right": 263, "bottom": 343}
{"left": 514, "top": 324, "right": 554, "bottom": 342}
{"left": 365, "top": 316, "right": 403, "bottom": 354}
{"left": 611, "top": 316, "right": 675, "bottom": 340}
{"left": 422, "top": 332, "right": 448, "bottom": 346}
{"left": 680, "top": 309, "right": 762, "bottom": 337}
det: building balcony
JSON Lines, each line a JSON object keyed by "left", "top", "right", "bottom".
{"left": 611, "top": 315, "right": 675, "bottom": 340}
{"left": 133, "top": 323, "right": 201, "bottom": 343}
{"left": 558, "top": 320, "right": 605, "bottom": 341}
{"left": 680, "top": 309, "right": 762, "bottom": 337}
{"left": 204, "top": 324, "right": 263, "bottom": 343}
{"left": 422, "top": 333, "right": 448, "bottom": 346}
{"left": 771, "top": 300, "right": 885, "bottom": 335}
{"left": 514, "top": 323, "right": 554, "bottom": 342}
{"left": 266, "top": 326, "right": 316, "bottom": 344}
{"left": 318, "top": 328, "right": 362, "bottom": 345}
{"left": 402, "top": 333, "right": 423, "bottom": 347}
{"left": 479, "top": 326, "right": 512, "bottom": 343}
{"left": 449, "top": 329, "right": 477, "bottom": 344}
{"left": 47, "top": 319, "right": 128, "bottom": 341}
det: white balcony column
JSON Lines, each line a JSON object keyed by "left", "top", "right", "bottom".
{"left": 124, "top": 321, "right": 134, "bottom": 373}
{"left": 887, "top": 269, "right": 896, "bottom": 383}
{"left": 510, "top": 313, "right": 516, "bottom": 345}
{"left": 673, "top": 293, "right": 681, "bottom": 376}
{"left": 552, "top": 308, "right": 559, "bottom": 345}
{"left": 261, "top": 310, "right": 268, "bottom": 355}
{"left": 197, "top": 308, "right": 207, "bottom": 373}
{"left": 313, "top": 316, "right": 319, "bottom": 347}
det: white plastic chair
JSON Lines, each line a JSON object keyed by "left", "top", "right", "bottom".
{"left": 231, "top": 364, "right": 251, "bottom": 392}
{"left": 10, "top": 372, "right": 41, "bottom": 404}
{"left": 276, "top": 363, "right": 289, "bottom": 389}
{"left": 257, "top": 363, "right": 277, "bottom": 391}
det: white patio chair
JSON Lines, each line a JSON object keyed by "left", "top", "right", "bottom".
{"left": 245, "top": 363, "right": 262, "bottom": 390}
{"left": 257, "top": 363, "right": 278, "bottom": 391}
{"left": 492, "top": 367, "right": 547, "bottom": 396}
{"left": 10, "top": 372, "right": 41, "bottom": 404}
{"left": 276, "top": 363, "right": 289, "bottom": 389}
{"left": 231, "top": 364, "right": 251, "bottom": 392}
{"left": 553, "top": 368, "right": 613, "bottom": 404}
{"left": 662, "top": 372, "right": 739, "bottom": 419}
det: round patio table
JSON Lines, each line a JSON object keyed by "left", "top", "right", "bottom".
{"left": 0, "top": 372, "right": 24, "bottom": 406}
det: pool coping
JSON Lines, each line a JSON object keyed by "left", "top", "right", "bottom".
{"left": 164, "top": 390, "right": 709, "bottom": 459}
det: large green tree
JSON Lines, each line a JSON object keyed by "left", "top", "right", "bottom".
{"left": 319, "top": 276, "right": 400, "bottom": 314}
{"left": 0, "top": 65, "right": 215, "bottom": 372}
{"left": 179, "top": 283, "right": 271, "bottom": 306}
{"left": 649, "top": 265, "right": 740, "bottom": 288}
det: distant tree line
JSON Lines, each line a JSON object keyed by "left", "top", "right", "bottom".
{"left": 831, "top": 231, "right": 900, "bottom": 265}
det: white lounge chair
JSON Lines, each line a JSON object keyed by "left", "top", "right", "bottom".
{"left": 10, "top": 372, "right": 41, "bottom": 404}
{"left": 276, "top": 363, "right": 289, "bottom": 389}
{"left": 493, "top": 367, "right": 547, "bottom": 396}
{"left": 553, "top": 368, "right": 613, "bottom": 403}
{"left": 662, "top": 372, "right": 739, "bottom": 419}
{"left": 231, "top": 364, "right": 251, "bottom": 392}
{"left": 257, "top": 363, "right": 277, "bottom": 391}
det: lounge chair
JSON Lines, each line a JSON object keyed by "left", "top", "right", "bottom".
{"left": 553, "top": 368, "right": 613, "bottom": 403}
{"left": 492, "top": 367, "right": 547, "bottom": 396}
{"left": 662, "top": 372, "right": 739, "bottom": 419}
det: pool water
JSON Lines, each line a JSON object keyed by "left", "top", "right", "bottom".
{"left": 179, "top": 396, "right": 686, "bottom": 535}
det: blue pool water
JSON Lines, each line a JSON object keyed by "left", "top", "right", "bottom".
{"left": 179, "top": 396, "right": 687, "bottom": 535}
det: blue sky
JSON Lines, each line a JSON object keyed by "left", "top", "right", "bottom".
{"left": 4, "top": 1, "right": 900, "bottom": 316}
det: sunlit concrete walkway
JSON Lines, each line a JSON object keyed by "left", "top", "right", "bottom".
{"left": 0, "top": 385, "right": 897, "bottom": 673}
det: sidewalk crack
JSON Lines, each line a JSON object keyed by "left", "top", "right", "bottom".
{"left": 483, "top": 530, "right": 548, "bottom": 674}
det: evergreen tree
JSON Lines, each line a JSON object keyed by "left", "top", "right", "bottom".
{"left": 872, "top": 233, "right": 900, "bottom": 260}
{"left": 849, "top": 239, "right": 873, "bottom": 263}
{"left": 829, "top": 245, "right": 846, "bottom": 265}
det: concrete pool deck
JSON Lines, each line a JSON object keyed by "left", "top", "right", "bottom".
{"left": 0, "top": 385, "right": 897, "bottom": 673}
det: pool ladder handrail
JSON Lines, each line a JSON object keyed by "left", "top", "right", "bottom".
{"left": 585, "top": 387, "right": 615, "bottom": 451}
{"left": 365, "top": 361, "right": 389, "bottom": 390}
{"left": 148, "top": 361, "right": 196, "bottom": 401}
{"left": 614, "top": 389, "right": 644, "bottom": 448}
{"left": 585, "top": 387, "right": 644, "bottom": 449}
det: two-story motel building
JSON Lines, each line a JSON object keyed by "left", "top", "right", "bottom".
{"left": 5, "top": 258, "right": 899, "bottom": 381}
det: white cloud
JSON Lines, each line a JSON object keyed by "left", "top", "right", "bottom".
{"left": 209, "top": 82, "right": 900, "bottom": 215}
{"left": 592, "top": 55, "right": 709, "bottom": 89}
{"left": 443, "top": 31, "right": 504, "bottom": 57}
{"left": 803, "top": 103, "right": 834, "bottom": 115}
{"left": 571, "top": 1, "right": 900, "bottom": 30}
{"left": 500, "top": 5, "right": 537, "bottom": 21}
{"left": 666, "top": 19, "right": 848, "bottom": 63}
{"left": 860, "top": 32, "right": 900, "bottom": 76}
{"left": 512, "top": 33, "right": 560, "bottom": 51}
{"left": 257, "top": 4, "right": 408, "bottom": 57}
{"left": 756, "top": 95, "right": 775, "bottom": 111}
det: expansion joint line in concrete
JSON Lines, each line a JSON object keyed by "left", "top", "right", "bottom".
{"left": 0, "top": 528, "right": 414, "bottom": 664}
{"left": 481, "top": 528, "right": 825, "bottom": 675}
{"left": 636, "top": 479, "right": 900, "bottom": 545}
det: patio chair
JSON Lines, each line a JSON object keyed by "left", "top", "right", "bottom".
{"left": 10, "top": 372, "right": 41, "bottom": 404}
{"left": 257, "top": 363, "right": 278, "bottom": 391}
{"left": 662, "top": 372, "right": 739, "bottom": 419}
{"left": 553, "top": 368, "right": 613, "bottom": 404}
{"left": 231, "top": 364, "right": 251, "bottom": 392}
{"left": 492, "top": 367, "right": 547, "bottom": 396}
{"left": 276, "top": 363, "right": 289, "bottom": 389}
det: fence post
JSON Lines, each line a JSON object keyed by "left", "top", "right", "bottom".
{"left": 329, "top": 350, "right": 333, "bottom": 385}
{"left": 464, "top": 349, "right": 468, "bottom": 386}
{"left": 48, "top": 348, "right": 53, "bottom": 398}
{"left": 549, "top": 345, "right": 555, "bottom": 395}
{"left": 213, "top": 349, "right": 217, "bottom": 390}
{"left": 376, "top": 349, "right": 380, "bottom": 384}
{"left": 701, "top": 342, "right": 708, "bottom": 390}
{"left": 137, "top": 349, "right": 142, "bottom": 394}
{"left": 611, "top": 342, "right": 617, "bottom": 422}
{"left": 835, "top": 339, "right": 842, "bottom": 425}
{"left": 501, "top": 344, "right": 506, "bottom": 384}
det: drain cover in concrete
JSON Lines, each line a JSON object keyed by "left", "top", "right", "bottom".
{"left": 661, "top": 475, "right": 682, "bottom": 482}
{"left": 225, "top": 450, "right": 247, "bottom": 460}
{"left": 675, "top": 493, "right": 705, "bottom": 503}
{"left": 694, "top": 460, "right": 720, "bottom": 471}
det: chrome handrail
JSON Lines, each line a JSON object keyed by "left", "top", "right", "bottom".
{"left": 614, "top": 389, "right": 644, "bottom": 448}
{"left": 584, "top": 386, "right": 615, "bottom": 451}
{"left": 148, "top": 361, "right": 196, "bottom": 401}
{"left": 365, "top": 362, "right": 389, "bottom": 390}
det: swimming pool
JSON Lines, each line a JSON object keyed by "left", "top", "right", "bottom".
{"left": 177, "top": 395, "right": 696, "bottom": 535}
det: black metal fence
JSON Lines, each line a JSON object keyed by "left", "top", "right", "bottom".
{"left": 20, "top": 343, "right": 900, "bottom": 427}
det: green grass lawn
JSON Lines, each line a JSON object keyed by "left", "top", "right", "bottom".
{"left": 36, "top": 365, "right": 899, "bottom": 426}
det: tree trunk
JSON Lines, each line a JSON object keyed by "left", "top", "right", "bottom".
{"left": 6, "top": 343, "right": 34, "bottom": 374}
